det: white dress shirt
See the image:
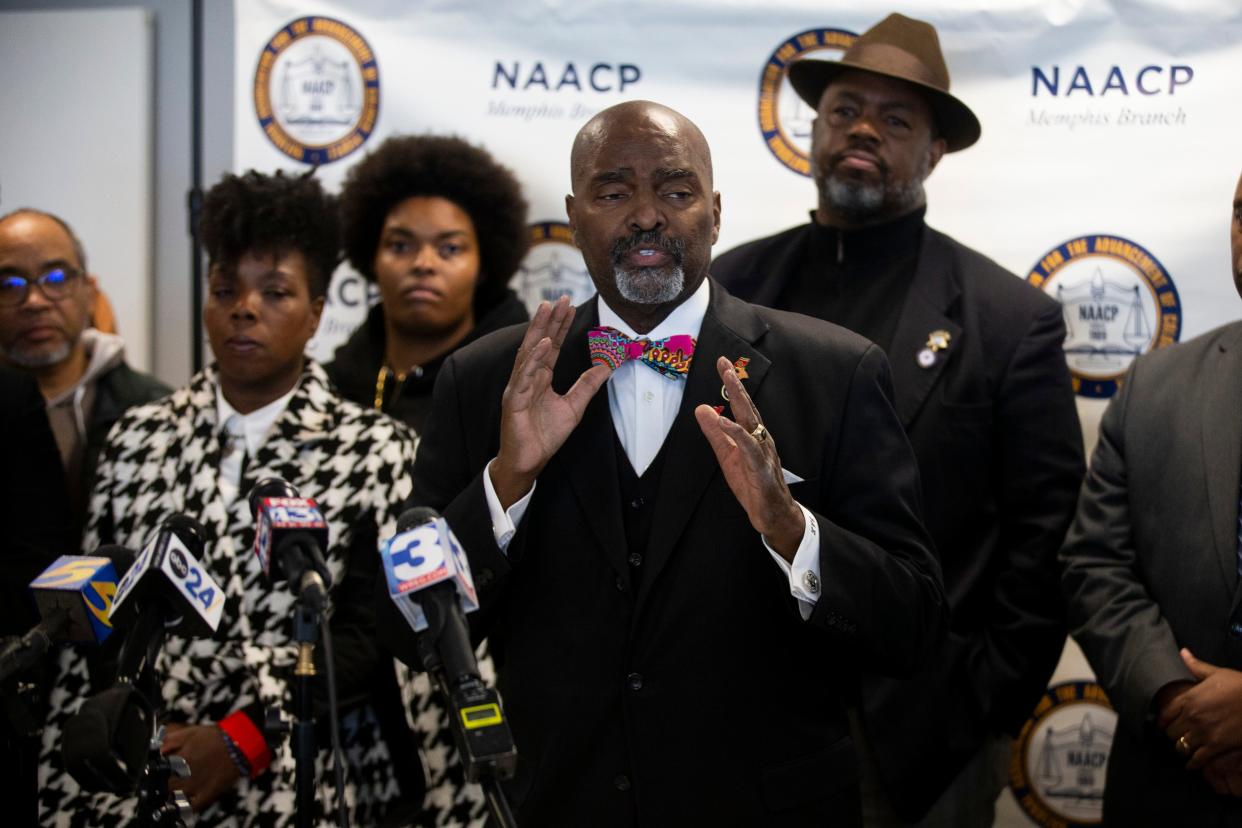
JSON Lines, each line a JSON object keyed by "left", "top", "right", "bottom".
{"left": 483, "top": 280, "right": 824, "bottom": 616}
{"left": 215, "top": 383, "right": 298, "bottom": 507}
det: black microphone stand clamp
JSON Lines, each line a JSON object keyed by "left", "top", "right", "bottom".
{"left": 136, "top": 724, "right": 193, "bottom": 828}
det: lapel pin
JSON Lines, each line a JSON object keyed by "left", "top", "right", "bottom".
{"left": 917, "top": 330, "right": 952, "bottom": 370}
{"left": 721, "top": 356, "right": 751, "bottom": 400}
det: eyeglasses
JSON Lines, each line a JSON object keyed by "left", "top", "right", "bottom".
{"left": 0, "top": 267, "right": 84, "bottom": 308}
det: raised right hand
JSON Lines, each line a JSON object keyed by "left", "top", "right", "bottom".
{"left": 490, "top": 296, "right": 611, "bottom": 509}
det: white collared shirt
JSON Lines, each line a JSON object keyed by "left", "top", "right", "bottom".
{"left": 483, "top": 280, "right": 823, "bottom": 616}
{"left": 600, "top": 277, "right": 710, "bottom": 475}
{"left": 215, "top": 383, "right": 298, "bottom": 507}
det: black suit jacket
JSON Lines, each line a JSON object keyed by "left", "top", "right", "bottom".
{"left": 0, "top": 367, "right": 71, "bottom": 637}
{"left": 1062, "top": 322, "right": 1242, "bottom": 825}
{"left": 408, "top": 282, "right": 946, "bottom": 826}
{"left": 0, "top": 368, "right": 70, "bottom": 828}
{"left": 714, "top": 223, "right": 1085, "bottom": 817}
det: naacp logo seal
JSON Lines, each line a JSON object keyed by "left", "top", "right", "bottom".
{"left": 511, "top": 222, "right": 594, "bottom": 315}
{"left": 1011, "top": 681, "right": 1116, "bottom": 827}
{"left": 253, "top": 16, "right": 379, "bottom": 165}
{"left": 1028, "top": 234, "right": 1181, "bottom": 398}
{"left": 757, "top": 28, "right": 857, "bottom": 176}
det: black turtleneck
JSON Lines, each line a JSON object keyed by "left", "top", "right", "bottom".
{"left": 776, "top": 206, "right": 926, "bottom": 354}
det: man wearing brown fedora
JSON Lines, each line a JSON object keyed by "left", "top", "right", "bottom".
{"left": 715, "top": 12, "right": 1084, "bottom": 827}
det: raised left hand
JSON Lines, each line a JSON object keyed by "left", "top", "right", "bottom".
{"left": 1158, "top": 648, "right": 1242, "bottom": 770}
{"left": 694, "top": 356, "right": 804, "bottom": 560}
{"left": 162, "top": 723, "right": 242, "bottom": 812}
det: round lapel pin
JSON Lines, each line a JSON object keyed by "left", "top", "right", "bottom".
{"left": 917, "top": 329, "right": 952, "bottom": 370}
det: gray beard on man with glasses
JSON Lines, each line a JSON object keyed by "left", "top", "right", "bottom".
{"left": 0, "top": 337, "right": 75, "bottom": 368}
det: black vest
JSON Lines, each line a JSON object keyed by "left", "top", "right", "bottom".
{"left": 613, "top": 427, "right": 670, "bottom": 592}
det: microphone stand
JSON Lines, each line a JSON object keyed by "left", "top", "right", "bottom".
{"left": 257, "top": 523, "right": 344, "bottom": 828}
{"left": 267, "top": 595, "right": 325, "bottom": 828}
{"left": 128, "top": 620, "right": 193, "bottom": 827}
{"left": 416, "top": 631, "right": 519, "bottom": 828}
{"left": 482, "top": 775, "right": 519, "bottom": 828}
{"left": 292, "top": 601, "right": 320, "bottom": 828}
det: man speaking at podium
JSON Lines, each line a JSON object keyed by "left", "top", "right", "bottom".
{"left": 408, "top": 100, "right": 945, "bottom": 825}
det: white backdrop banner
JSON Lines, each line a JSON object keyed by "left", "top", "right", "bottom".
{"left": 234, "top": 2, "right": 1242, "bottom": 824}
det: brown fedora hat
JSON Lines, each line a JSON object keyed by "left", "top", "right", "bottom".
{"left": 787, "top": 13, "right": 981, "bottom": 152}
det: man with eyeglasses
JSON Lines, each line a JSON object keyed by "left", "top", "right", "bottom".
{"left": 0, "top": 209, "right": 167, "bottom": 544}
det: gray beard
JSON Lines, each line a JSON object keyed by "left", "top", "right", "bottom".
{"left": 823, "top": 173, "right": 926, "bottom": 224}
{"left": 614, "top": 265, "right": 685, "bottom": 305}
{"left": 0, "top": 339, "right": 71, "bottom": 368}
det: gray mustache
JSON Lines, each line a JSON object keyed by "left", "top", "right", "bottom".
{"left": 611, "top": 231, "right": 685, "bottom": 266}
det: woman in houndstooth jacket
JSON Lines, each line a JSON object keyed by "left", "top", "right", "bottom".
{"left": 38, "top": 171, "right": 428, "bottom": 827}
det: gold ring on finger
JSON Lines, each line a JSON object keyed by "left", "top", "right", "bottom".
{"left": 750, "top": 423, "right": 769, "bottom": 444}
{"left": 1177, "top": 734, "right": 1192, "bottom": 755}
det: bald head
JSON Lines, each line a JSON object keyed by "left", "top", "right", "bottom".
{"left": 0, "top": 208, "right": 87, "bottom": 273}
{"left": 570, "top": 101, "right": 713, "bottom": 194}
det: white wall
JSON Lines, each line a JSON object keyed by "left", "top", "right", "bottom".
{"left": 0, "top": 8, "right": 152, "bottom": 368}
{"left": 0, "top": 0, "right": 235, "bottom": 385}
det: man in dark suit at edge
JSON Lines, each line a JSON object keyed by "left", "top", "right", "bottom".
{"left": 1061, "top": 170, "right": 1242, "bottom": 823}
{"left": 406, "top": 100, "right": 946, "bottom": 824}
{"left": 713, "top": 13, "right": 1085, "bottom": 827}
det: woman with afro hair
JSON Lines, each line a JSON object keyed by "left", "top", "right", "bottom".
{"left": 327, "top": 134, "right": 530, "bottom": 825}
{"left": 326, "top": 134, "right": 530, "bottom": 434}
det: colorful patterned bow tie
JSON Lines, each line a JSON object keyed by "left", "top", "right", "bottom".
{"left": 588, "top": 326, "right": 696, "bottom": 379}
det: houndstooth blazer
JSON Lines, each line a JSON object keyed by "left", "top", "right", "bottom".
{"left": 38, "top": 361, "right": 425, "bottom": 827}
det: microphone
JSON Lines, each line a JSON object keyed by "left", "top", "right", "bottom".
{"left": 249, "top": 477, "right": 332, "bottom": 611}
{"left": 380, "top": 506, "right": 514, "bottom": 781}
{"left": 110, "top": 514, "right": 223, "bottom": 652}
{"left": 63, "top": 515, "right": 223, "bottom": 794}
{"left": 0, "top": 548, "right": 132, "bottom": 684}
{"left": 382, "top": 507, "right": 480, "bottom": 683}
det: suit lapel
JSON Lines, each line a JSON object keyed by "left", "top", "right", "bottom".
{"left": 176, "top": 371, "right": 233, "bottom": 546}
{"left": 638, "top": 284, "right": 771, "bottom": 604}
{"left": 887, "top": 229, "right": 961, "bottom": 427}
{"left": 1200, "top": 326, "right": 1242, "bottom": 598}
{"left": 554, "top": 299, "right": 631, "bottom": 582}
